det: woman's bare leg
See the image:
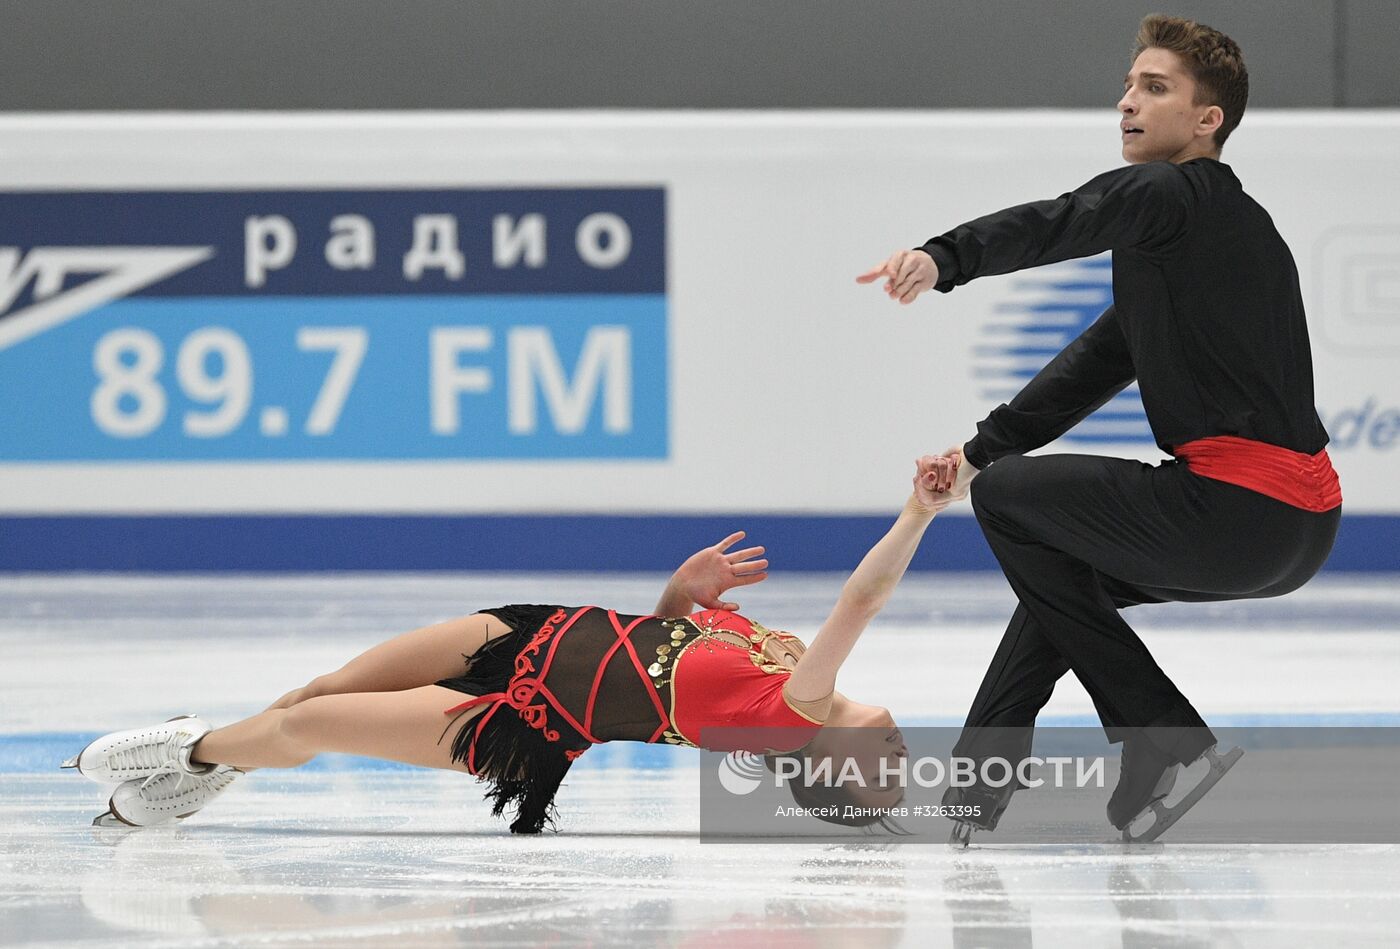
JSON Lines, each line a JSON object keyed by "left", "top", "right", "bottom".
{"left": 268, "top": 613, "right": 510, "bottom": 710}
{"left": 195, "top": 685, "right": 480, "bottom": 772}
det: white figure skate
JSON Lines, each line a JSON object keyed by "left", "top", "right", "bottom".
{"left": 93, "top": 766, "right": 242, "bottom": 827}
{"left": 61, "top": 715, "right": 214, "bottom": 785}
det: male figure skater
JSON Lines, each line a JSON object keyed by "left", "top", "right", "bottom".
{"left": 858, "top": 15, "right": 1341, "bottom": 842}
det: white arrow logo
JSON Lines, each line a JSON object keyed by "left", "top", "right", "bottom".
{"left": 0, "top": 246, "right": 215, "bottom": 352}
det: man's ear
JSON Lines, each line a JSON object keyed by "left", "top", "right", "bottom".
{"left": 1199, "top": 104, "right": 1225, "bottom": 138}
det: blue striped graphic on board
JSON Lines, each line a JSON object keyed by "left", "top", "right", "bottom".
{"left": 976, "top": 254, "right": 1154, "bottom": 444}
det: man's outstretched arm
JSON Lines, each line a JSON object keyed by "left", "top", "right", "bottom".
{"left": 858, "top": 162, "right": 1194, "bottom": 304}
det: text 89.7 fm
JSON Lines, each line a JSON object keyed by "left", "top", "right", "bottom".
{"left": 89, "top": 324, "right": 636, "bottom": 440}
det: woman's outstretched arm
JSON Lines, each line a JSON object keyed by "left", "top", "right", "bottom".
{"left": 784, "top": 456, "right": 960, "bottom": 704}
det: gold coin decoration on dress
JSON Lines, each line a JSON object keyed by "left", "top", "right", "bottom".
{"left": 656, "top": 644, "right": 671, "bottom": 656}
{"left": 647, "top": 662, "right": 663, "bottom": 677}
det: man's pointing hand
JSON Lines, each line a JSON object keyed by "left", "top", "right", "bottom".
{"left": 856, "top": 249, "right": 938, "bottom": 304}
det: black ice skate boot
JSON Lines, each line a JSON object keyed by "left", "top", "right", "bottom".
{"left": 1107, "top": 737, "right": 1179, "bottom": 833}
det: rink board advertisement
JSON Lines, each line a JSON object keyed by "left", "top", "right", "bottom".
{"left": 0, "top": 113, "right": 1396, "bottom": 569}
{"left": 0, "top": 189, "right": 666, "bottom": 460}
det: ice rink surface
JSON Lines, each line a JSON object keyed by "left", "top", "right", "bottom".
{"left": 3, "top": 572, "right": 1398, "bottom": 947}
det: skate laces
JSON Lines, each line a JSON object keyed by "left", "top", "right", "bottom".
{"left": 107, "top": 727, "right": 194, "bottom": 789}
{"left": 138, "top": 764, "right": 188, "bottom": 794}
{"left": 139, "top": 766, "right": 237, "bottom": 803}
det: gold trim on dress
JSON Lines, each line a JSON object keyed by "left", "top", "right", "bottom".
{"left": 780, "top": 687, "right": 833, "bottom": 725}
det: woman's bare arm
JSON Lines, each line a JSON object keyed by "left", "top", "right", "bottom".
{"left": 784, "top": 457, "right": 958, "bottom": 703}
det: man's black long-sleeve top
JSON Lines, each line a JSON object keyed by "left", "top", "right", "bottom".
{"left": 919, "top": 158, "right": 1329, "bottom": 470}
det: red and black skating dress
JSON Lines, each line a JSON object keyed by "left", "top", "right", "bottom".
{"left": 435, "top": 604, "right": 828, "bottom": 833}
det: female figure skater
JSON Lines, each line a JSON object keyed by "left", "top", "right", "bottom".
{"left": 64, "top": 456, "right": 959, "bottom": 833}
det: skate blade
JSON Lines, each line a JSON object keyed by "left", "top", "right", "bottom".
{"left": 62, "top": 734, "right": 102, "bottom": 773}
{"left": 948, "top": 821, "right": 975, "bottom": 849}
{"left": 92, "top": 810, "right": 132, "bottom": 828}
{"left": 1122, "top": 745, "right": 1244, "bottom": 843}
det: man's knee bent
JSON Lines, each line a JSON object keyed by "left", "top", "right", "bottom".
{"left": 970, "top": 455, "right": 1034, "bottom": 520}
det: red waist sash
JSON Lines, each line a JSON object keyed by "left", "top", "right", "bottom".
{"left": 1172, "top": 435, "right": 1342, "bottom": 513}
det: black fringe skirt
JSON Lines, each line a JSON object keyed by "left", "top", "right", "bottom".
{"left": 436, "top": 604, "right": 592, "bottom": 834}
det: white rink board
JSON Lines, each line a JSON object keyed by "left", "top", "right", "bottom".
{"left": 0, "top": 111, "right": 1397, "bottom": 514}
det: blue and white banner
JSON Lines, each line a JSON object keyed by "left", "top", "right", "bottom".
{"left": 0, "top": 188, "right": 666, "bottom": 460}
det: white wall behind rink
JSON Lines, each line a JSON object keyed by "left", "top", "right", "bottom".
{"left": 1, "top": 111, "right": 1396, "bottom": 515}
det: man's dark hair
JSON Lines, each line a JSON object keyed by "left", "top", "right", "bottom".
{"left": 1134, "top": 14, "right": 1250, "bottom": 149}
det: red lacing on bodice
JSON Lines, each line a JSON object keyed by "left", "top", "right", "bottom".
{"left": 583, "top": 612, "right": 671, "bottom": 743}
{"left": 443, "top": 606, "right": 670, "bottom": 773}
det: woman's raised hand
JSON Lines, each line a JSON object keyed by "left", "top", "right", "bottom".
{"left": 912, "top": 454, "right": 961, "bottom": 512}
{"left": 913, "top": 446, "right": 981, "bottom": 511}
{"left": 671, "top": 531, "right": 769, "bottom": 611}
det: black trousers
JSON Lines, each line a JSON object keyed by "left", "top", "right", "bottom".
{"left": 955, "top": 453, "right": 1340, "bottom": 766}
